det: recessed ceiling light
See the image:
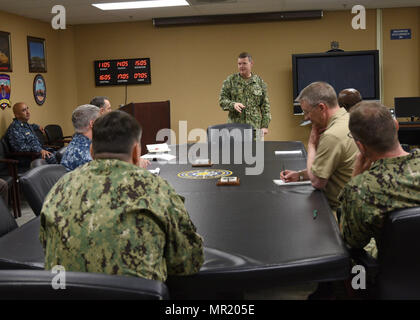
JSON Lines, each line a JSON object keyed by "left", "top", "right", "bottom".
{"left": 92, "top": 0, "right": 190, "bottom": 10}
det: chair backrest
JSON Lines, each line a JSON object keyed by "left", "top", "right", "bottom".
{"left": 0, "top": 197, "right": 18, "bottom": 237}
{"left": 377, "top": 206, "right": 420, "bottom": 299}
{"left": 0, "top": 140, "right": 9, "bottom": 176}
{"left": 0, "top": 270, "right": 169, "bottom": 300}
{"left": 34, "top": 128, "right": 47, "bottom": 146}
{"left": 45, "top": 124, "right": 64, "bottom": 148}
{"left": 56, "top": 146, "right": 67, "bottom": 164}
{"left": 30, "top": 158, "right": 48, "bottom": 169}
{"left": 207, "top": 123, "right": 254, "bottom": 144}
{"left": 19, "top": 164, "right": 68, "bottom": 216}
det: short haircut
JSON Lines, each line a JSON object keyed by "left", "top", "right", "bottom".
{"left": 349, "top": 101, "right": 398, "bottom": 153}
{"left": 72, "top": 104, "right": 100, "bottom": 133}
{"left": 338, "top": 88, "right": 362, "bottom": 111}
{"left": 90, "top": 96, "right": 109, "bottom": 109}
{"left": 238, "top": 52, "right": 252, "bottom": 62}
{"left": 92, "top": 110, "right": 142, "bottom": 155}
{"left": 296, "top": 81, "right": 338, "bottom": 108}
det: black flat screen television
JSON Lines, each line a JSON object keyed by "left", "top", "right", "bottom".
{"left": 394, "top": 97, "right": 420, "bottom": 119}
{"left": 292, "top": 50, "right": 380, "bottom": 114}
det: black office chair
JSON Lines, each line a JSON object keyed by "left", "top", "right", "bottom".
{"left": 0, "top": 197, "right": 18, "bottom": 237}
{"left": 19, "top": 164, "right": 67, "bottom": 216}
{"left": 30, "top": 158, "right": 47, "bottom": 169}
{"left": 207, "top": 123, "right": 254, "bottom": 144}
{"left": 351, "top": 206, "right": 420, "bottom": 299}
{"left": 0, "top": 143, "right": 21, "bottom": 218}
{"left": 44, "top": 125, "right": 72, "bottom": 149}
{"left": 56, "top": 146, "right": 67, "bottom": 164}
{"left": 1, "top": 136, "right": 40, "bottom": 171}
{"left": 0, "top": 270, "right": 169, "bottom": 300}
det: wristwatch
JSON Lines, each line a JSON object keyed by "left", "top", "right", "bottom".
{"left": 298, "top": 170, "right": 304, "bottom": 181}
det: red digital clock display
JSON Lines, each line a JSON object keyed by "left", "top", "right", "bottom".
{"left": 94, "top": 58, "right": 151, "bottom": 86}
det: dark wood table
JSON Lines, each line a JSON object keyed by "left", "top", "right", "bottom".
{"left": 0, "top": 141, "right": 350, "bottom": 298}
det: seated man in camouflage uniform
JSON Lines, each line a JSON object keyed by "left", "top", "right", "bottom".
{"left": 338, "top": 101, "right": 420, "bottom": 258}
{"left": 61, "top": 104, "right": 100, "bottom": 171}
{"left": 6, "top": 102, "right": 57, "bottom": 165}
{"left": 219, "top": 52, "right": 271, "bottom": 139}
{"left": 40, "top": 110, "right": 204, "bottom": 282}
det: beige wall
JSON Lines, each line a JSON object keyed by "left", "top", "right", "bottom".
{"left": 382, "top": 7, "right": 420, "bottom": 108}
{"left": 0, "top": 11, "right": 77, "bottom": 137}
{"left": 73, "top": 9, "right": 376, "bottom": 143}
{"left": 1, "top": 7, "right": 419, "bottom": 142}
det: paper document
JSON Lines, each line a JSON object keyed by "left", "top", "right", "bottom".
{"left": 141, "top": 153, "right": 176, "bottom": 161}
{"left": 146, "top": 143, "right": 171, "bottom": 153}
{"left": 149, "top": 168, "right": 160, "bottom": 175}
{"left": 273, "top": 179, "right": 312, "bottom": 186}
{"left": 274, "top": 150, "right": 302, "bottom": 155}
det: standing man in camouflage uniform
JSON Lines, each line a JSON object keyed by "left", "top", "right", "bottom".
{"left": 219, "top": 52, "right": 271, "bottom": 139}
{"left": 40, "top": 110, "right": 204, "bottom": 282}
{"left": 6, "top": 102, "right": 57, "bottom": 164}
{"left": 338, "top": 101, "right": 420, "bottom": 257}
{"left": 61, "top": 104, "right": 100, "bottom": 171}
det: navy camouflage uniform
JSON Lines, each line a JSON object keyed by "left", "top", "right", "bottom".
{"left": 6, "top": 118, "right": 57, "bottom": 164}
{"left": 40, "top": 159, "right": 204, "bottom": 282}
{"left": 219, "top": 73, "right": 271, "bottom": 132}
{"left": 338, "top": 149, "right": 420, "bottom": 257}
{"left": 61, "top": 133, "right": 92, "bottom": 171}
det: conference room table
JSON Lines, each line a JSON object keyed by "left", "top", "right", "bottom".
{"left": 0, "top": 141, "right": 350, "bottom": 299}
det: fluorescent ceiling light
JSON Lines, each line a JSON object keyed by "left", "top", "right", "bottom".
{"left": 92, "top": 0, "right": 189, "bottom": 10}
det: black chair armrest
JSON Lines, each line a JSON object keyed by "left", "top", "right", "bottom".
{"left": 0, "top": 158, "right": 19, "bottom": 165}
{"left": 0, "top": 158, "right": 19, "bottom": 180}
{"left": 6, "top": 151, "right": 41, "bottom": 161}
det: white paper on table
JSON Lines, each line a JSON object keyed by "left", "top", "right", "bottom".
{"left": 141, "top": 153, "right": 176, "bottom": 161}
{"left": 274, "top": 150, "right": 302, "bottom": 156}
{"left": 148, "top": 168, "right": 160, "bottom": 175}
{"left": 146, "top": 143, "right": 171, "bottom": 153}
{"left": 273, "top": 179, "right": 312, "bottom": 186}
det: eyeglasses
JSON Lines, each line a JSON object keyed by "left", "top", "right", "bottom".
{"left": 347, "top": 132, "right": 359, "bottom": 141}
{"left": 302, "top": 104, "right": 319, "bottom": 116}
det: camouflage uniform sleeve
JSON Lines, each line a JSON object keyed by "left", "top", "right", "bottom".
{"left": 219, "top": 76, "right": 235, "bottom": 112}
{"left": 338, "top": 183, "right": 374, "bottom": 249}
{"left": 39, "top": 213, "right": 47, "bottom": 251}
{"left": 164, "top": 188, "right": 204, "bottom": 276}
{"left": 260, "top": 79, "right": 271, "bottom": 128}
{"left": 31, "top": 124, "right": 40, "bottom": 131}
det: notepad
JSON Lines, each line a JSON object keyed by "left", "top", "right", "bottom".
{"left": 274, "top": 150, "right": 302, "bottom": 156}
{"left": 141, "top": 153, "right": 176, "bottom": 161}
{"left": 273, "top": 179, "right": 312, "bottom": 186}
{"left": 146, "top": 143, "right": 171, "bottom": 153}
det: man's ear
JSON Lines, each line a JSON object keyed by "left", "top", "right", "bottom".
{"left": 90, "top": 144, "right": 94, "bottom": 159}
{"left": 394, "top": 119, "right": 399, "bottom": 132}
{"left": 131, "top": 142, "right": 140, "bottom": 166}
{"left": 355, "top": 140, "right": 367, "bottom": 156}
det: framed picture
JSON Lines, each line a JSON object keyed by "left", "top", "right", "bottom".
{"left": 0, "top": 31, "right": 12, "bottom": 72}
{"left": 27, "top": 36, "right": 46, "bottom": 73}
{"left": 33, "top": 74, "right": 46, "bottom": 105}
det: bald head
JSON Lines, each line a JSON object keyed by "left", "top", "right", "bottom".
{"left": 13, "top": 102, "right": 30, "bottom": 122}
{"left": 338, "top": 88, "right": 362, "bottom": 112}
